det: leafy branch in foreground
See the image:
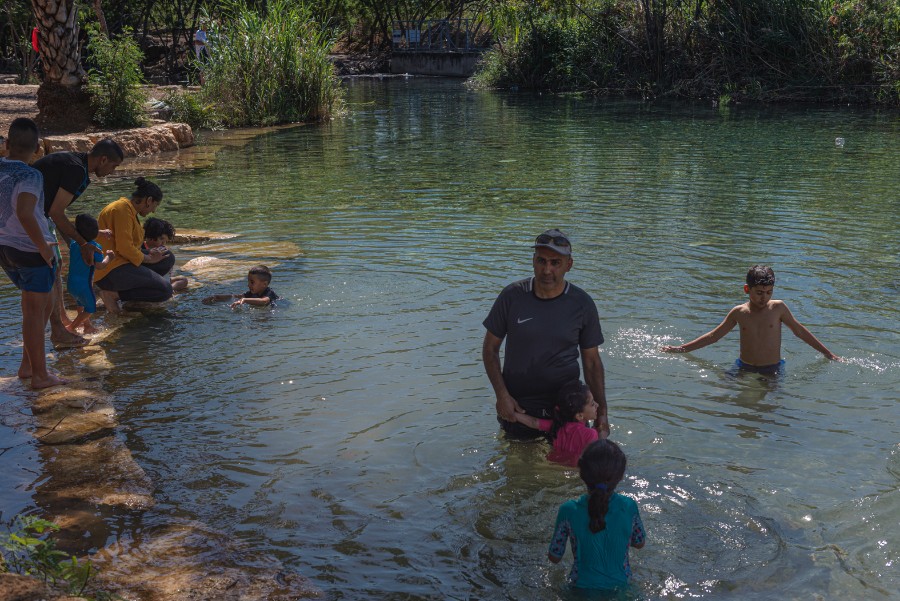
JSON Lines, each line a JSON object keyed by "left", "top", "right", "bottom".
{"left": 0, "top": 515, "right": 117, "bottom": 601}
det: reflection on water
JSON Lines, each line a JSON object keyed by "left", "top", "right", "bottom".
{"left": 1, "top": 78, "right": 898, "bottom": 599}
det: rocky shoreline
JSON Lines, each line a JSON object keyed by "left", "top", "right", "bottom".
{"left": 0, "top": 228, "right": 313, "bottom": 601}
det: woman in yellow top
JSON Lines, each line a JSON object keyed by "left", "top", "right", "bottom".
{"left": 94, "top": 177, "right": 173, "bottom": 313}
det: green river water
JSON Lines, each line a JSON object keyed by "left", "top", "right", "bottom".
{"left": 1, "top": 78, "right": 898, "bottom": 600}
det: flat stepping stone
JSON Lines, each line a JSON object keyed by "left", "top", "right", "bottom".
{"left": 181, "top": 256, "right": 280, "bottom": 283}
{"left": 92, "top": 522, "right": 320, "bottom": 601}
{"left": 36, "top": 436, "right": 155, "bottom": 510}
{"left": 171, "top": 228, "right": 239, "bottom": 244}
{"left": 180, "top": 240, "right": 301, "bottom": 259}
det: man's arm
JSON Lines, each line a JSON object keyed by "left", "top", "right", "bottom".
{"left": 662, "top": 308, "right": 739, "bottom": 353}
{"left": 781, "top": 303, "right": 839, "bottom": 360}
{"left": 47, "top": 188, "right": 96, "bottom": 266}
{"left": 581, "top": 346, "right": 608, "bottom": 437}
{"left": 482, "top": 330, "right": 523, "bottom": 421}
{"left": 15, "top": 192, "right": 55, "bottom": 266}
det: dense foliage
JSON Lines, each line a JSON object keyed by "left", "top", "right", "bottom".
{"left": 473, "top": 0, "right": 900, "bottom": 105}
{"left": 198, "top": 0, "right": 343, "bottom": 126}
{"left": 2, "top": 0, "right": 895, "bottom": 107}
{"left": 85, "top": 27, "right": 149, "bottom": 127}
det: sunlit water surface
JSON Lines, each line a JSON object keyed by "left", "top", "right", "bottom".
{"left": 1, "top": 78, "right": 898, "bottom": 600}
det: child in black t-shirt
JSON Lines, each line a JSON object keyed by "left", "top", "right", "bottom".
{"left": 202, "top": 264, "right": 278, "bottom": 308}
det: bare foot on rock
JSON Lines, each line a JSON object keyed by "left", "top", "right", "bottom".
{"left": 29, "top": 372, "right": 68, "bottom": 389}
{"left": 99, "top": 290, "right": 121, "bottom": 315}
{"left": 51, "top": 328, "right": 88, "bottom": 349}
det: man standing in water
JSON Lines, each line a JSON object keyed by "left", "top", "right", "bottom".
{"left": 482, "top": 229, "right": 608, "bottom": 439}
{"left": 34, "top": 139, "right": 124, "bottom": 346}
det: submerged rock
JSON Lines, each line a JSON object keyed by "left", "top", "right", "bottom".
{"left": 181, "top": 256, "right": 280, "bottom": 283}
{"left": 0, "top": 573, "right": 83, "bottom": 601}
{"left": 180, "top": 240, "right": 301, "bottom": 259}
{"left": 32, "top": 400, "right": 116, "bottom": 444}
{"left": 171, "top": 228, "right": 240, "bottom": 245}
{"left": 36, "top": 436, "right": 155, "bottom": 511}
{"left": 92, "top": 522, "right": 320, "bottom": 601}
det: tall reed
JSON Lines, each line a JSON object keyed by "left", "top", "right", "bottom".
{"left": 200, "top": 0, "right": 343, "bottom": 127}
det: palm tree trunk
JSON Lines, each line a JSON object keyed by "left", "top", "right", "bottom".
{"left": 31, "top": 0, "right": 92, "bottom": 127}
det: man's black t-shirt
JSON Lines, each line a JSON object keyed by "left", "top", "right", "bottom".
{"left": 33, "top": 152, "right": 90, "bottom": 217}
{"left": 483, "top": 277, "right": 603, "bottom": 417}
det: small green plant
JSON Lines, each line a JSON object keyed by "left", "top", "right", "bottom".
{"left": 85, "top": 27, "right": 149, "bottom": 128}
{"left": 0, "top": 515, "right": 114, "bottom": 600}
{"left": 163, "top": 89, "right": 222, "bottom": 130}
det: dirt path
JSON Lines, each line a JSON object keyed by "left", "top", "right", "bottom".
{"left": 0, "top": 84, "right": 39, "bottom": 135}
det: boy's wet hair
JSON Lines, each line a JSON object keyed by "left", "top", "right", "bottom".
{"left": 89, "top": 138, "right": 124, "bottom": 161}
{"left": 746, "top": 265, "right": 775, "bottom": 288}
{"left": 6, "top": 117, "right": 39, "bottom": 153}
{"left": 132, "top": 177, "right": 163, "bottom": 203}
{"left": 143, "top": 217, "right": 175, "bottom": 240}
{"left": 74, "top": 213, "right": 99, "bottom": 242}
{"left": 579, "top": 440, "right": 627, "bottom": 533}
{"left": 549, "top": 379, "right": 590, "bottom": 442}
{"left": 248, "top": 264, "right": 272, "bottom": 285}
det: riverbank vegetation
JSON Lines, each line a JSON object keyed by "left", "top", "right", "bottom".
{"left": 197, "top": 0, "right": 343, "bottom": 126}
{"left": 2, "top": 0, "right": 896, "bottom": 125}
{"left": 472, "top": 0, "right": 900, "bottom": 105}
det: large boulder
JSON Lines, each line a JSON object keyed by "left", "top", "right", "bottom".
{"left": 38, "top": 123, "right": 194, "bottom": 157}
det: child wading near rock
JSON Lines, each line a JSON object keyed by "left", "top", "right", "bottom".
{"left": 203, "top": 264, "right": 278, "bottom": 309}
{"left": 66, "top": 213, "right": 113, "bottom": 334}
{"left": 549, "top": 440, "right": 646, "bottom": 591}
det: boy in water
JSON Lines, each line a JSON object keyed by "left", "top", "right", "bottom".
{"left": 202, "top": 264, "right": 278, "bottom": 309}
{"left": 66, "top": 214, "right": 114, "bottom": 334}
{"left": 142, "top": 217, "right": 187, "bottom": 292}
{"left": 0, "top": 118, "right": 64, "bottom": 388}
{"left": 662, "top": 265, "right": 839, "bottom": 372}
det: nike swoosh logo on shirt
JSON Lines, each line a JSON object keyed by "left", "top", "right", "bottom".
{"left": 517, "top": 317, "right": 533, "bottom": 324}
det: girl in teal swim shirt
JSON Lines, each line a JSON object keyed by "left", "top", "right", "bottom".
{"left": 548, "top": 439, "right": 646, "bottom": 591}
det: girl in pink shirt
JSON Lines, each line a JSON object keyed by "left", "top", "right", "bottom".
{"left": 515, "top": 380, "right": 601, "bottom": 466}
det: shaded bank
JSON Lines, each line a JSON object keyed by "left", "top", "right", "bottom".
{"left": 472, "top": 0, "right": 900, "bottom": 105}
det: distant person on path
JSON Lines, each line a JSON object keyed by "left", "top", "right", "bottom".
{"left": 33, "top": 139, "right": 124, "bottom": 346}
{"left": 0, "top": 118, "right": 64, "bottom": 388}
{"left": 94, "top": 177, "right": 173, "bottom": 312}
{"left": 662, "top": 265, "right": 840, "bottom": 373}
{"left": 202, "top": 265, "right": 278, "bottom": 309}
{"left": 66, "top": 214, "right": 113, "bottom": 334}
{"left": 142, "top": 217, "right": 188, "bottom": 292}
{"left": 512, "top": 379, "right": 601, "bottom": 465}
{"left": 548, "top": 440, "right": 646, "bottom": 590}
{"left": 193, "top": 23, "right": 209, "bottom": 60}
{"left": 482, "top": 229, "right": 608, "bottom": 439}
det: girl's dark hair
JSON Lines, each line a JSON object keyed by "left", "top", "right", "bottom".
{"left": 132, "top": 177, "right": 163, "bottom": 203}
{"left": 548, "top": 379, "right": 589, "bottom": 442}
{"left": 74, "top": 213, "right": 99, "bottom": 242}
{"left": 578, "top": 439, "right": 627, "bottom": 533}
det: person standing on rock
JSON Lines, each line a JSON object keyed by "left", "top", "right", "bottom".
{"left": 0, "top": 118, "right": 65, "bottom": 388}
{"left": 33, "top": 139, "right": 124, "bottom": 346}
